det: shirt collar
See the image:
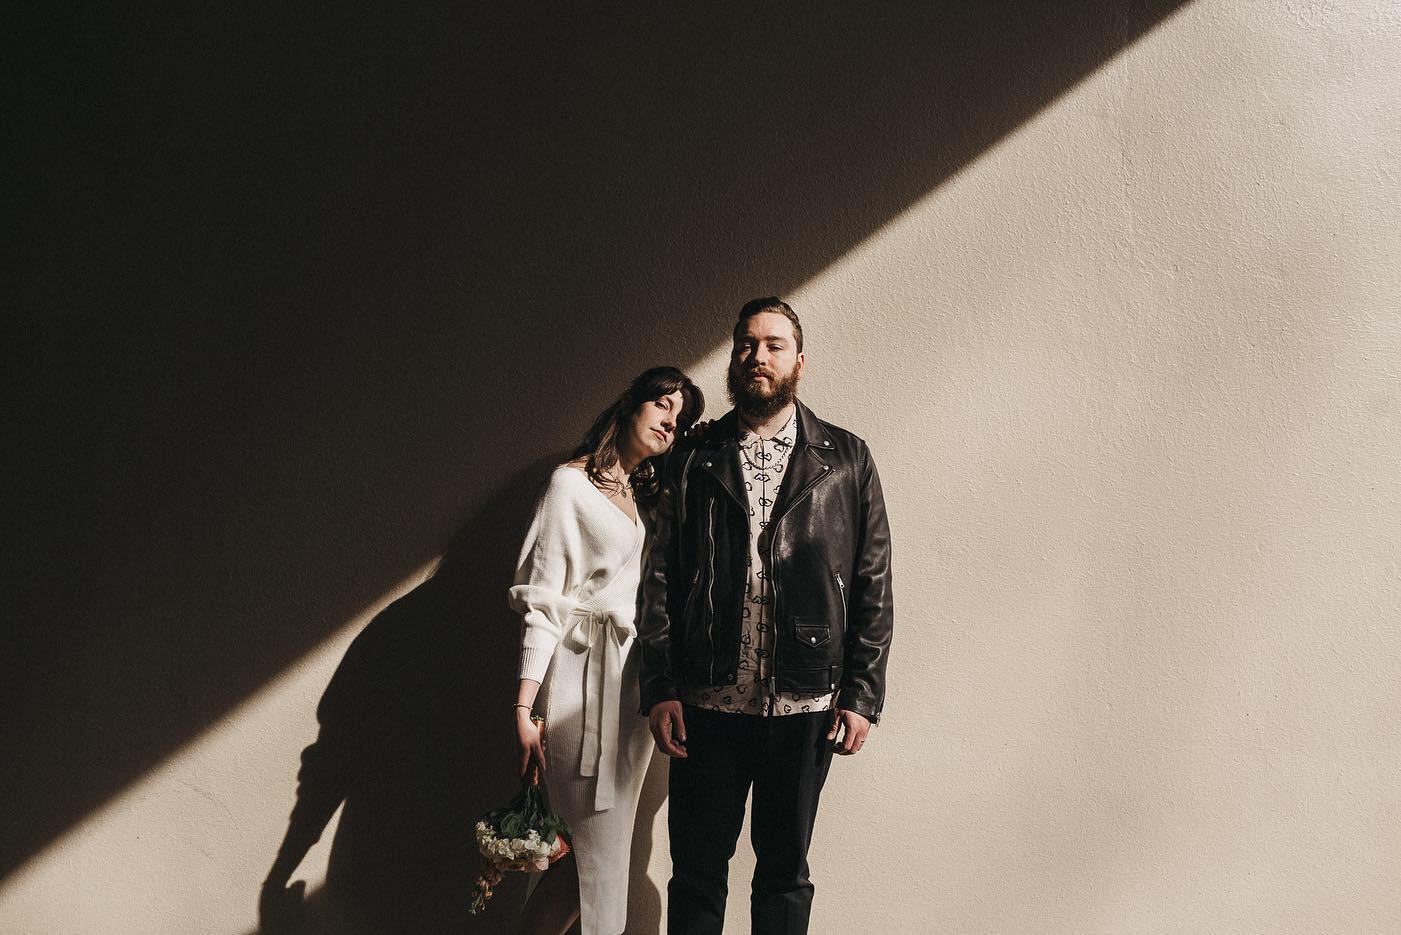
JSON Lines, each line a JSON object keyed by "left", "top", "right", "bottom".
{"left": 738, "top": 407, "right": 797, "bottom": 450}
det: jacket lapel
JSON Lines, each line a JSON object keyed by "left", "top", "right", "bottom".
{"left": 770, "top": 401, "right": 832, "bottom": 524}
{"left": 696, "top": 410, "right": 747, "bottom": 509}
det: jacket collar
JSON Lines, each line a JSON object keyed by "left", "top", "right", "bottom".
{"left": 791, "top": 399, "right": 831, "bottom": 450}
{"left": 694, "top": 401, "right": 833, "bottom": 513}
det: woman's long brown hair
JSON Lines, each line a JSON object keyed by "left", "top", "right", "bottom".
{"left": 571, "top": 366, "right": 704, "bottom": 508}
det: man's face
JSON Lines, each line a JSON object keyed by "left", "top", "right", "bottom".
{"left": 727, "top": 311, "right": 804, "bottom": 419}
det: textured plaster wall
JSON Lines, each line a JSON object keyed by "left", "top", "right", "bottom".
{"left": 4, "top": 1, "right": 1400, "bottom": 933}
{"left": 633, "top": 3, "right": 1401, "bottom": 933}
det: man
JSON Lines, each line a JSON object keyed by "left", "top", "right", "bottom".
{"left": 638, "top": 297, "right": 894, "bottom": 934}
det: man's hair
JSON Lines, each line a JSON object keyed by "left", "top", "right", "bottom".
{"left": 733, "top": 296, "right": 803, "bottom": 353}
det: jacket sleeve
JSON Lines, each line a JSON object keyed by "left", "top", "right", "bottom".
{"left": 507, "top": 472, "right": 582, "bottom": 683}
{"left": 838, "top": 442, "right": 893, "bottom": 722}
{"left": 637, "top": 447, "right": 690, "bottom": 714}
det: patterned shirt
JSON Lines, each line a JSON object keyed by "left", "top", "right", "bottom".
{"left": 684, "top": 408, "right": 837, "bottom": 717}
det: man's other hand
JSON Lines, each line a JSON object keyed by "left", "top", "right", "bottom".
{"left": 826, "top": 708, "right": 871, "bottom": 755}
{"left": 648, "top": 700, "right": 688, "bottom": 758}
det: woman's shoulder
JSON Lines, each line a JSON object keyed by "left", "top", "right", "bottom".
{"left": 541, "top": 461, "right": 593, "bottom": 501}
{"left": 552, "top": 460, "right": 591, "bottom": 483}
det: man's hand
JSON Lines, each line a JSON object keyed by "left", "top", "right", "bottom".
{"left": 826, "top": 708, "right": 871, "bottom": 755}
{"left": 648, "top": 700, "right": 688, "bottom": 758}
{"left": 684, "top": 419, "right": 715, "bottom": 440}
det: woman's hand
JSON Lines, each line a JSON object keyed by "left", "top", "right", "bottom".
{"left": 516, "top": 708, "right": 547, "bottom": 784}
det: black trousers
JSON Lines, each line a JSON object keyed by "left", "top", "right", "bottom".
{"left": 667, "top": 705, "right": 835, "bottom": 935}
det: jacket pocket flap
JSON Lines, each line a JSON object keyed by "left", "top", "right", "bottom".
{"left": 792, "top": 617, "right": 831, "bottom": 647}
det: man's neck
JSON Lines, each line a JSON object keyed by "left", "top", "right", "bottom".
{"left": 738, "top": 401, "right": 796, "bottom": 440}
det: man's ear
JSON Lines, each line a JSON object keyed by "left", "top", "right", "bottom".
{"left": 795, "top": 351, "right": 806, "bottom": 375}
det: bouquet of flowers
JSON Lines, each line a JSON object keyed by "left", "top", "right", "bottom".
{"left": 468, "top": 757, "right": 573, "bottom": 914}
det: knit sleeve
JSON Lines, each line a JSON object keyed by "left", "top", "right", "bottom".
{"left": 507, "top": 469, "right": 584, "bottom": 682}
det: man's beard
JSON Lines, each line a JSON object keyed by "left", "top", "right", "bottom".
{"left": 727, "top": 362, "right": 801, "bottom": 421}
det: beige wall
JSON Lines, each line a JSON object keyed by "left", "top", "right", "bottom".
{"left": 653, "top": 2, "right": 1401, "bottom": 931}
{"left": 5, "top": 1, "right": 1400, "bottom": 932}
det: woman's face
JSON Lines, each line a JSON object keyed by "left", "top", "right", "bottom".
{"left": 628, "top": 389, "right": 685, "bottom": 460}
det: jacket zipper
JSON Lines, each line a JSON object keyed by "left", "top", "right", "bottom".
{"left": 764, "top": 456, "right": 832, "bottom": 710}
{"left": 835, "top": 570, "right": 847, "bottom": 620}
{"left": 766, "top": 521, "right": 780, "bottom": 713}
{"left": 705, "top": 496, "right": 717, "bottom": 685}
{"left": 772, "top": 463, "right": 832, "bottom": 526}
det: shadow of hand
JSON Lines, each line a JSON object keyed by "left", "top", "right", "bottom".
{"left": 258, "top": 879, "right": 306, "bottom": 933}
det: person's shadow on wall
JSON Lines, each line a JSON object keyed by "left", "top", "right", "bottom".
{"left": 255, "top": 457, "right": 664, "bottom": 935}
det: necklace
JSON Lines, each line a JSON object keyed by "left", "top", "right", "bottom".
{"left": 609, "top": 469, "right": 632, "bottom": 499}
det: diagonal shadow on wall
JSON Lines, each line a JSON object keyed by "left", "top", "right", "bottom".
{"left": 5, "top": 0, "right": 1188, "bottom": 888}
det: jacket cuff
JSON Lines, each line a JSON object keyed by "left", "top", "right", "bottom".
{"left": 640, "top": 680, "right": 680, "bottom": 716}
{"left": 836, "top": 688, "right": 881, "bottom": 724}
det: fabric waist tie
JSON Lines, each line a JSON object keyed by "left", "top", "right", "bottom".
{"left": 562, "top": 605, "right": 636, "bottom": 811}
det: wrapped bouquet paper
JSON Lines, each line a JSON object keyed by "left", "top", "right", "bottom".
{"left": 468, "top": 720, "right": 573, "bottom": 915}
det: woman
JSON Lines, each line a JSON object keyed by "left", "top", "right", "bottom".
{"left": 508, "top": 365, "right": 704, "bottom": 935}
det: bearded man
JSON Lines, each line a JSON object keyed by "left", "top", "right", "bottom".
{"left": 638, "top": 297, "right": 895, "bottom": 934}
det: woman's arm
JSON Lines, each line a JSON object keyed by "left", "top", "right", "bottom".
{"left": 515, "top": 677, "right": 546, "bottom": 783}
{"left": 509, "top": 471, "right": 583, "bottom": 683}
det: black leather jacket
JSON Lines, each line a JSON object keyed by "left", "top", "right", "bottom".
{"left": 638, "top": 401, "right": 893, "bottom": 723}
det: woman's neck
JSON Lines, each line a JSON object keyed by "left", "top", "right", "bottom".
{"left": 617, "top": 441, "right": 644, "bottom": 476}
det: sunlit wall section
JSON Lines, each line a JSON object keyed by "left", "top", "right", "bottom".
{"left": 640, "top": 2, "right": 1401, "bottom": 932}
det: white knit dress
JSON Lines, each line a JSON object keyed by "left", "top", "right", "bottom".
{"left": 508, "top": 465, "right": 655, "bottom": 935}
